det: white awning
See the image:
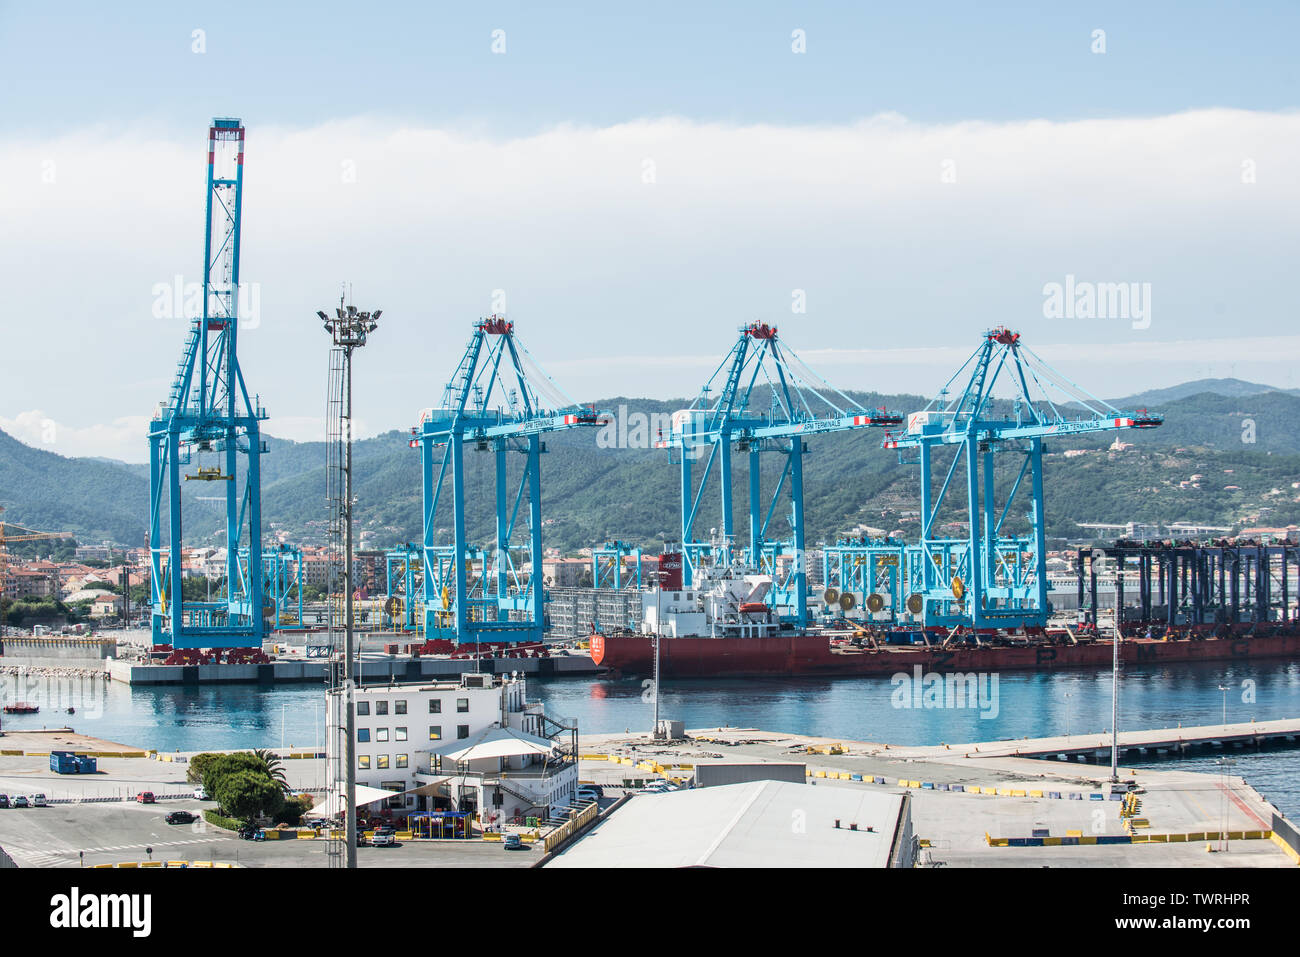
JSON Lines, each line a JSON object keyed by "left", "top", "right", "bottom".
{"left": 428, "top": 725, "right": 559, "bottom": 763}
{"left": 306, "top": 784, "right": 404, "bottom": 818}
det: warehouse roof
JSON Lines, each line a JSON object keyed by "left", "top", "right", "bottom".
{"left": 546, "top": 779, "right": 906, "bottom": 868}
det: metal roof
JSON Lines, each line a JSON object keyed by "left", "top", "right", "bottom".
{"left": 546, "top": 779, "right": 904, "bottom": 868}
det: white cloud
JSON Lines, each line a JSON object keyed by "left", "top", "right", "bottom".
{"left": 3, "top": 109, "right": 1299, "bottom": 457}
{"left": 0, "top": 410, "right": 151, "bottom": 461}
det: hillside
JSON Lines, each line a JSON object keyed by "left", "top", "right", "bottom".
{"left": 4, "top": 381, "right": 1300, "bottom": 552}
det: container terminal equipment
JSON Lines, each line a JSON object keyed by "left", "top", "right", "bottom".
{"left": 136, "top": 121, "right": 1300, "bottom": 680}
{"left": 591, "top": 327, "right": 1300, "bottom": 677}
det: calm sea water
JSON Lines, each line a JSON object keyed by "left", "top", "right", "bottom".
{"left": 2, "top": 661, "right": 1296, "bottom": 816}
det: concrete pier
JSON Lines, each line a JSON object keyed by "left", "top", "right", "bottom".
{"left": 574, "top": 725, "right": 1300, "bottom": 867}
{"left": 106, "top": 651, "right": 602, "bottom": 685}
{"left": 874, "top": 718, "right": 1300, "bottom": 762}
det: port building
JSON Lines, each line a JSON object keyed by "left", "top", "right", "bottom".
{"left": 324, "top": 673, "right": 578, "bottom": 825}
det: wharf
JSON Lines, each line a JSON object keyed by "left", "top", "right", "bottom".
{"left": 575, "top": 725, "right": 1300, "bottom": 867}
{"left": 876, "top": 717, "right": 1300, "bottom": 762}
{"left": 106, "top": 651, "right": 602, "bottom": 685}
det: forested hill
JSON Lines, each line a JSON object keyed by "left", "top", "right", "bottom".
{"left": 3, "top": 380, "right": 1299, "bottom": 551}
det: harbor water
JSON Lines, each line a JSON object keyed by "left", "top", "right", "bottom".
{"left": 2, "top": 660, "right": 1297, "bottom": 816}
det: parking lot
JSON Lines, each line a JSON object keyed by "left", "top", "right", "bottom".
{"left": 0, "top": 751, "right": 538, "bottom": 868}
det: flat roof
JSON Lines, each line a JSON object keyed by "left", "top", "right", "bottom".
{"left": 546, "top": 780, "right": 904, "bottom": 868}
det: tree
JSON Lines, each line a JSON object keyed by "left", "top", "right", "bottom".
{"left": 252, "top": 748, "right": 289, "bottom": 789}
{"left": 214, "top": 769, "right": 285, "bottom": 824}
{"left": 201, "top": 752, "right": 272, "bottom": 798}
{"left": 187, "top": 752, "right": 223, "bottom": 786}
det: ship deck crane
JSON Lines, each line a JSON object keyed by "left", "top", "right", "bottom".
{"left": 661, "top": 322, "right": 900, "bottom": 627}
{"left": 147, "top": 117, "right": 269, "bottom": 648}
{"left": 883, "top": 327, "right": 1162, "bottom": 629}
{"left": 414, "top": 317, "right": 606, "bottom": 644}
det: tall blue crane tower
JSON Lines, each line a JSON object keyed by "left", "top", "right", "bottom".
{"left": 883, "top": 327, "right": 1162, "bottom": 629}
{"left": 662, "top": 322, "right": 900, "bottom": 627}
{"left": 148, "top": 118, "right": 268, "bottom": 648}
{"left": 414, "top": 317, "right": 604, "bottom": 644}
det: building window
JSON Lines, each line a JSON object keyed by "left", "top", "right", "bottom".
{"left": 395, "top": 727, "right": 407, "bottom": 741}
{"left": 456, "top": 698, "right": 469, "bottom": 713}
{"left": 395, "top": 700, "right": 407, "bottom": 715}
{"left": 457, "top": 724, "right": 469, "bottom": 739}
{"left": 376, "top": 700, "right": 389, "bottom": 716}
{"left": 383, "top": 783, "right": 405, "bottom": 809}
{"left": 429, "top": 726, "right": 442, "bottom": 740}
{"left": 357, "top": 728, "right": 370, "bottom": 743}
{"left": 356, "top": 701, "right": 370, "bottom": 716}
{"left": 358, "top": 755, "right": 370, "bottom": 769}
{"left": 429, "top": 699, "right": 442, "bottom": 713}
{"left": 376, "top": 728, "right": 389, "bottom": 742}
{"left": 396, "top": 754, "right": 408, "bottom": 768}
{"left": 377, "top": 755, "right": 389, "bottom": 769}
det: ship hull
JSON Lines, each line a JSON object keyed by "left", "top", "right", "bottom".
{"left": 590, "top": 632, "right": 1300, "bottom": 678}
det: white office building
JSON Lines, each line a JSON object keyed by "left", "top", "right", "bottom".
{"left": 324, "top": 673, "right": 578, "bottom": 826}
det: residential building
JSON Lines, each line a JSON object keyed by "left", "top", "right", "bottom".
{"left": 542, "top": 558, "right": 587, "bottom": 587}
{"left": 90, "top": 594, "right": 125, "bottom": 618}
{"left": 2, "top": 567, "right": 56, "bottom": 600}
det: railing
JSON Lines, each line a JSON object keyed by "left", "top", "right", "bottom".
{"left": 543, "top": 800, "right": 599, "bottom": 853}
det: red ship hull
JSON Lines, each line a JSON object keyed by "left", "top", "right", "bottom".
{"left": 589, "top": 632, "right": 1300, "bottom": 678}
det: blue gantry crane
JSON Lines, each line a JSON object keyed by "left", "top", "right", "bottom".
{"left": 883, "top": 327, "right": 1162, "bottom": 629}
{"left": 662, "top": 322, "right": 900, "bottom": 627}
{"left": 414, "top": 317, "right": 605, "bottom": 644}
{"left": 148, "top": 118, "right": 268, "bottom": 649}
{"left": 592, "top": 540, "right": 643, "bottom": 590}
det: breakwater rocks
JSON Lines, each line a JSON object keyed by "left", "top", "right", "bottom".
{"left": 1, "top": 665, "right": 110, "bottom": 681}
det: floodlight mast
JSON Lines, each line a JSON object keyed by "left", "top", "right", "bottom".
{"left": 321, "top": 295, "right": 380, "bottom": 870}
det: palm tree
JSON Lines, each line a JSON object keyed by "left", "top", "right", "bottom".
{"left": 252, "top": 748, "right": 289, "bottom": 790}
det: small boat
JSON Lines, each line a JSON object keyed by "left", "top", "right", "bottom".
{"left": 3, "top": 703, "right": 39, "bottom": 714}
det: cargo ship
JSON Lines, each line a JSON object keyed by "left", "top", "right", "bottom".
{"left": 589, "top": 553, "right": 1300, "bottom": 678}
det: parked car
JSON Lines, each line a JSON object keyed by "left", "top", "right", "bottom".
{"left": 0, "top": 794, "right": 9, "bottom": 809}
{"left": 12, "top": 796, "right": 29, "bottom": 809}
{"left": 370, "top": 826, "right": 396, "bottom": 847}
{"left": 576, "top": 787, "right": 602, "bottom": 804}
{"left": 165, "top": 810, "right": 195, "bottom": 825}
{"left": 136, "top": 791, "right": 156, "bottom": 804}
{"left": 193, "top": 786, "right": 208, "bottom": 800}
{"left": 503, "top": 833, "right": 526, "bottom": 851}
{"left": 32, "top": 793, "right": 48, "bottom": 807}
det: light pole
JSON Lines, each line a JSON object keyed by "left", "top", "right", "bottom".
{"left": 652, "top": 571, "right": 662, "bottom": 739}
{"left": 1217, "top": 755, "right": 1235, "bottom": 852}
{"left": 1064, "top": 692, "right": 1073, "bottom": 740}
{"left": 1218, "top": 683, "right": 1228, "bottom": 728}
{"left": 320, "top": 297, "right": 380, "bottom": 869}
{"left": 1109, "top": 625, "right": 1120, "bottom": 784}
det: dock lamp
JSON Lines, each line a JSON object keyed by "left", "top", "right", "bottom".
{"left": 320, "top": 295, "right": 381, "bottom": 870}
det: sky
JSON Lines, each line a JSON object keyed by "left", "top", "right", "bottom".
{"left": 2, "top": 1, "right": 1299, "bottom": 461}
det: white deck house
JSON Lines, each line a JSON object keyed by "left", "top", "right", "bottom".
{"left": 324, "top": 673, "right": 577, "bottom": 824}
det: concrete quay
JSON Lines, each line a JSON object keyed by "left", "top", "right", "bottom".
{"left": 576, "top": 726, "right": 1300, "bottom": 868}
{"left": 870, "top": 717, "right": 1300, "bottom": 762}
{"left": 105, "top": 651, "right": 602, "bottom": 685}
